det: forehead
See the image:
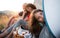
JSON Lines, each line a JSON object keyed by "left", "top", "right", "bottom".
{"left": 23, "top": 3, "right": 27, "bottom": 7}
{"left": 34, "top": 12, "right": 42, "bottom": 17}
{"left": 34, "top": 12, "right": 39, "bottom": 17}
{"left": 34, "top": 12, "right": 42, "bottom": 15}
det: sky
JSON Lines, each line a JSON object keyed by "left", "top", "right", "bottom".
{"left": 0, "top": 0, "right": 34, "bottom": 12}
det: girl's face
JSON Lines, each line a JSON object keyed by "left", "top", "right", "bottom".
{"left": 34, "top": 11, "right": 44, "bottom": 22}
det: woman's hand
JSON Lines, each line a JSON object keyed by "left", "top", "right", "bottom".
{"left": 21, "top": 11, "right": 27, "bottom": 19}
{"left": 24, "top": 16, "right": 28, "bottom": 21}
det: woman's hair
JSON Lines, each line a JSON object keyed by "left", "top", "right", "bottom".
{"left": 28, "top": 9, "right": 43, "bottom": 38}
{"left": 26, "top": 3, "right": 36, "bottom": 10}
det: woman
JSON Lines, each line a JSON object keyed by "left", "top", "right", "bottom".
{"left": 5, "top": 3, "right": 37, "bottom": 38}
{"left": 4, "top": 3, "right": 36, "bottom": 30}
{"left": 28, "top": 9, "right": 55, "bottom": 38}
{"left": 18, "top": 3, "right": 36, "bottom": 22}
{"left": 22, "top": 3, "right": 36, "bottom": 21}
{"left": 12, "top": 3, "right": 37, "bottom": 38}
{"left": 28, "top": 9, "right": 44, "bottom": 38}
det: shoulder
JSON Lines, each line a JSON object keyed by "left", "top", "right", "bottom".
{"left": 39, "top": 26, "right": 55, "bottom": 38}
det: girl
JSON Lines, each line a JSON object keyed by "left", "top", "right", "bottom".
{"left": 28, "top": 9, "right": 55, "bottom": 38}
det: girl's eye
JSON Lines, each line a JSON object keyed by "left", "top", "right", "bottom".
{"left": 40, "top": 13, "right": 42, "bottom": 15}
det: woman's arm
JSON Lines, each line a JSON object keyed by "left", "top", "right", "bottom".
{"left": 5, "top": 28, "right": 16, "bottom": 38}
{"left": 0, "top": 23, "right": 15, "bottom": 38}
{"left": 21, "top": 11, "right": 27, "bottom": 19}
{"left": 0, "top": 29, "right": 10, "bottom": 38}
{"left": 2, "top": 16, "right": 17, "bottom": 32}
{"left": 0, "top": 19, "right": 27, "bottom": 38}
{"left": 1, "top": 17, "right": 14, "bottom": 32}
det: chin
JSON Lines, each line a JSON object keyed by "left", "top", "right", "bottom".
{"left": 39, "top": 20, "right": 44, "bottom": 23}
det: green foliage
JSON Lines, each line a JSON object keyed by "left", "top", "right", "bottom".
{"left": 0, "top": 24, "right": 4, "bottom": 30}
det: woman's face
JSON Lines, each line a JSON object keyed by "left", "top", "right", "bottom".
{"left": 34, "top": 11, "right": 44, "bottom": 22}
{"left": 26, "top": 7, "right": 32, "bottom": 13}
